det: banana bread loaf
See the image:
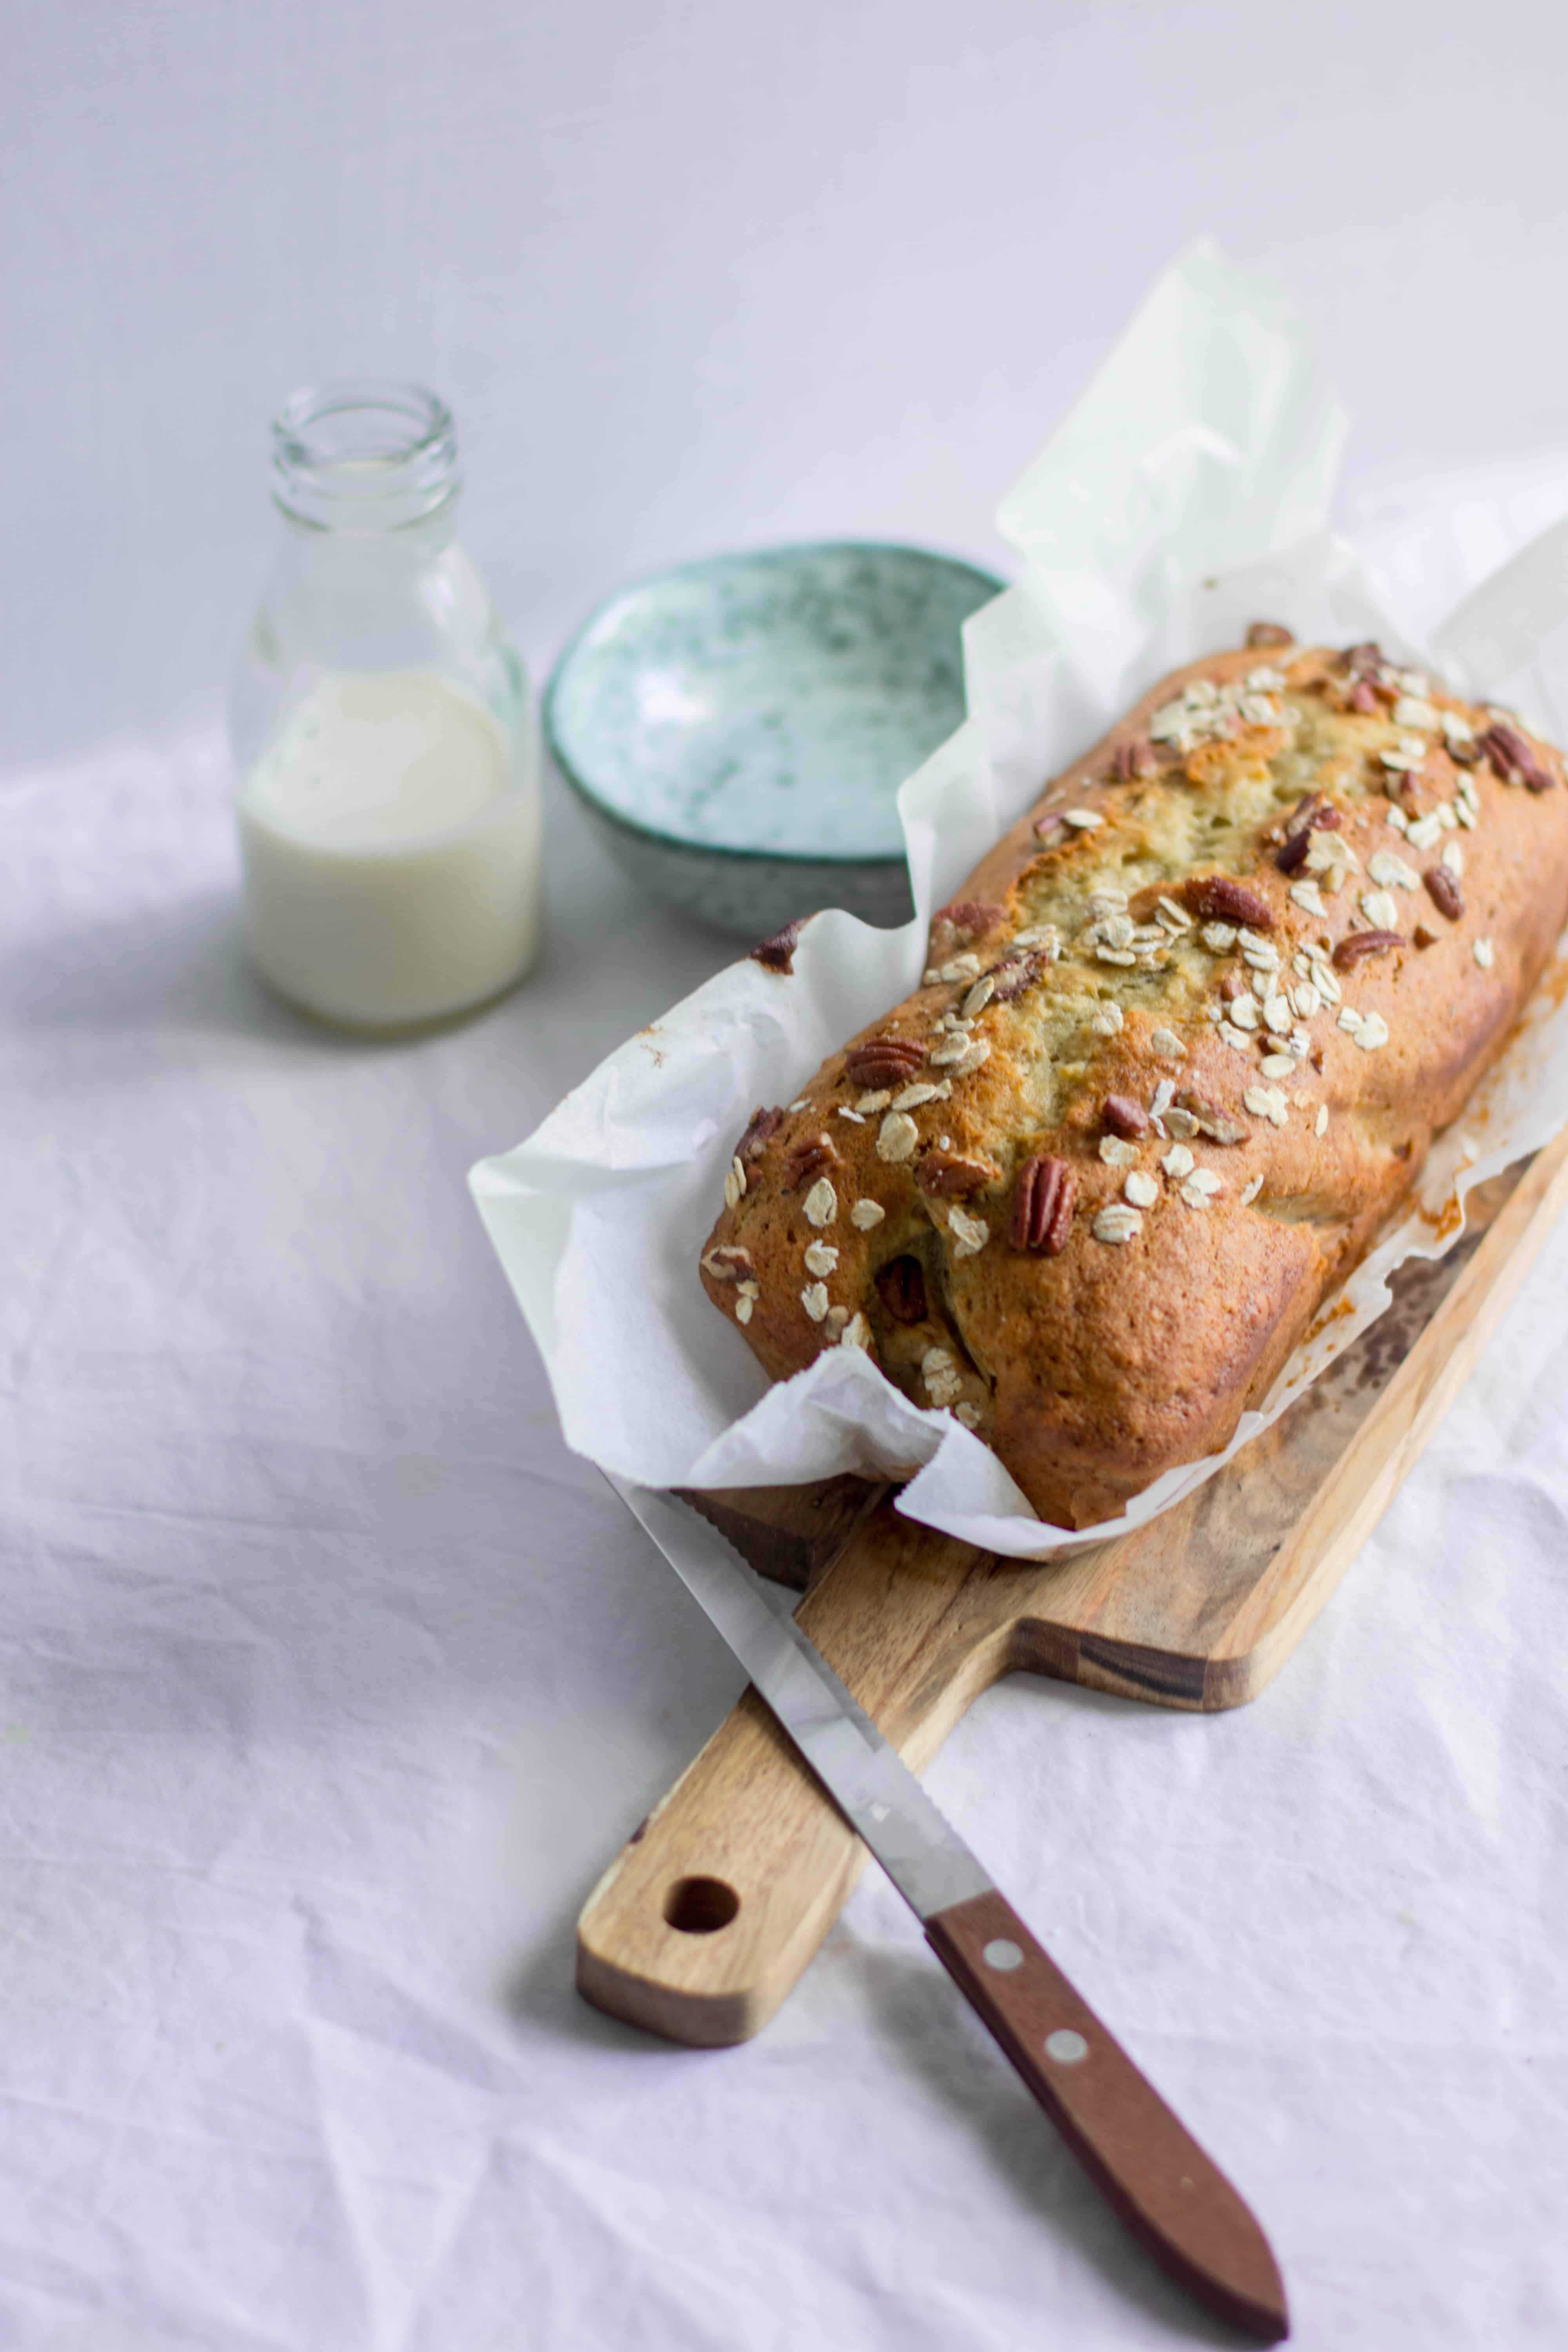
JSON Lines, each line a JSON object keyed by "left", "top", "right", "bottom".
{"left": 699, "top": 634, "right": 1568, "bottom": 1529}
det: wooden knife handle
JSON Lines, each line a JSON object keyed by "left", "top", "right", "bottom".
{"left": 926, "top": 1888, "right": 1289, "bottom": 2342}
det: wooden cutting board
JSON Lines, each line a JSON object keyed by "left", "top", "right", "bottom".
{"left": 577, "top": 1134, "right": 1568, "bottom": 2047}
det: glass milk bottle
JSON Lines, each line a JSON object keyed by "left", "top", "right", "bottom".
{"left": 229, "top": 379, "right": 543, "bottom": 1029}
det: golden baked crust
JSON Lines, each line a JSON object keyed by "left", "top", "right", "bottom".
{"left": 700, "top": 638, "right": 1568, "bottom": 1529}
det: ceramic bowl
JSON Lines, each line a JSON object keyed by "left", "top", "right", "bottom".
{"left": 544, "top": 542, "right": 1005, "bottom": 937}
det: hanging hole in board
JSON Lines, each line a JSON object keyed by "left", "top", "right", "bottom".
{"left": 662, "top": 1876, "right": 741, "bottom": 1935}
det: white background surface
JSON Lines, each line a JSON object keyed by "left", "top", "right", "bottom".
{"left": 4, "top": 4, "right": 1568, "bottom": 2346}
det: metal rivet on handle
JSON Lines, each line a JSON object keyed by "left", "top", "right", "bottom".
{"left": 1045, "top": 2028, "right": 1089, "bottom": 2065}
{"left": 982, "top": 1938, "right": 1023, "bottom": 1973}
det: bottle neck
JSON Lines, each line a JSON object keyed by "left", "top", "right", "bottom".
{"left": 245, "top": 377, "right": 505, "bottom": 712}
{"left": 275, "top": 497, "right": 461, "bottom": 586}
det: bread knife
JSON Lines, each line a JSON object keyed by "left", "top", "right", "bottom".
{"left": 606, "top": 1474, "right": 1289, "bottom": 2343}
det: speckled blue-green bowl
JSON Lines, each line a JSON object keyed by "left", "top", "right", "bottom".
{"left": 545, "top": 542, "right": 1005, "bottom": 937}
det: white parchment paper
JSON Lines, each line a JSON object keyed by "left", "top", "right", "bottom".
{"left": 472, "top": 243, "right": 1568, "bottom": 1558}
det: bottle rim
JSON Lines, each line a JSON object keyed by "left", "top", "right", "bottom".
{"left": 271, "top": 379, "right": 458, "bottom": 529}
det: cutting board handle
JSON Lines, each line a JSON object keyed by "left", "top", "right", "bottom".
{"left": 575, "top": 1506, "right": 1010, "bottom": 2045}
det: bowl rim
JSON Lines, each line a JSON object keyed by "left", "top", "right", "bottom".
{"left": 543, "top": 538, "right": 1008, "bottom": 871}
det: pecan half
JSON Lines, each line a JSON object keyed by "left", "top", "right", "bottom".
{"left": 1010, "top": 1152, "right": 1076, "bottom": 1253}
{"left": 1333, "top": 928, "right": 1404, "bottom": 970}
{"left": 1102, "top": 1093, "right": 1151, "bottom": 1140}
{"left": 874, "top": 1256, "right": 928, "bottom": 1325}
{"left": 987, "top": 948, "right": 1045, "bottom": 1004}
{"left": 735, "top": 1105, "right": 784, "bottom": 1162}
{"left": 1177, "top": 1091, "right": 1247, "bottom": 1145}
{"left": 1343, "top": 641, "right": 1384, "bottom": 675}
{"left": 749, "top": 917, "right": 807, "bottom": 974}
{"left": 930, "top": 898, "right": 1005, "bottom": 950}
{"left": 1112, "top": 737, "right": 1157, "bottom": 782}
{"left": 844, "top": 1035, "right": 926, "bottom": 1089}
{"left": 701, "top": 1245, "right": 754, "bottom": 1284}
{"left": 784, "top": 1135, "right": 838, "bottom": 1189}
{"left": 1246, "top": 621, "right": 1295, "bottom": 649}
{"left": 1348, "top": 679, "right": 1380, "bottom": 715}
{"left": 1276, "top": 793, "right": 1339, "bottom": 872}
{"left": 1183, "top": 875, "right": 1275, "bottom": 930}
{"left": 1423, "top": 866, "right": 1463, "bottom": 922}
{"left": 1478, "top": 722, "right": 1555, "bottom": 792}
{"left": 916, "top": 1152, "right": 995, "bottom": 1199}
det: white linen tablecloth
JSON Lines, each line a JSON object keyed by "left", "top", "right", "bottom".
{"left": 3, "top": 465, "right": 1568, "bottom": 2350}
